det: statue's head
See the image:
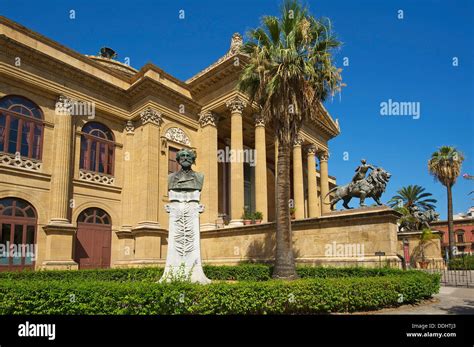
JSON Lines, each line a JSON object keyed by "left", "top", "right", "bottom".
{"left": 361, "top": 159, "right": 367, "bottom": 164}
{"left": 176, "top": 149, "right": 196, "bottom": 169}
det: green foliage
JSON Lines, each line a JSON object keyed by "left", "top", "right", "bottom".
{"left": 388, "top": 185, "right": 437, "bottom": 211}
{"left": 0, "top": 264, "right": 417, "bottom": 282}
{"left": 0, "top": 272, "right": 439, "bottom": 314}
{"left": 449, "top": 255, "right": 474, "bottom": 270}
{"left": 253, "top": 211, "right": 263, "bottom": 220}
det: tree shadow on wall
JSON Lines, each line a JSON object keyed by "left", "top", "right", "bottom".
{"left": 245, "top": 230, "right": 301, "bottom": 263}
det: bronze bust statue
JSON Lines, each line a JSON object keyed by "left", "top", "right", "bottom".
{"left": 168, "top": 149, "right": 204, "bottom": 191}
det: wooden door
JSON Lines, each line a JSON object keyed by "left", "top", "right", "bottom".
{"left": 75, "top": 223, "right": 111, "bottom": 269}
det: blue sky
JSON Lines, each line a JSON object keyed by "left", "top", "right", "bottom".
{"left": 1, "top": 0, "right": 473, "bottom": 218}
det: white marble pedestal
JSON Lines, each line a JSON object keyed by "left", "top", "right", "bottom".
{"left": 159, "top": 190, "right": 211, "bottom": 284}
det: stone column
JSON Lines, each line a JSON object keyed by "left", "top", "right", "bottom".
{"left": 137, "top": 107, "right": 162, "bottom": 226}
{"left": 121, "top": 121, "right": 135, "bottom": 229}
{"left": 42, "top": 95, "right": 77, "bottom": 270}
{"left": 306, "top": 146, "right": 319, "bottom": 218}
{"left": 198, "top": 110, "right": 219, "bottom": 230}
{"left": 226, "top": 96, "right": 246, "bottom": 226}
{"left": 293, "top": 136, "right": 305, "bottom": 219}
{"left": 318, "top": 150, "right": 331, "bottom": 214}
{"left": 254, "top": 114, "right": 268, "bottom": 222}
{"left": 116, "top": 121, "right": 135, "bottom": 264}
{"left": 131, "top": 107, "right": 164, "bottom": 265}
{"left": 49, "top": 95, "right": 73, "bottom": 224}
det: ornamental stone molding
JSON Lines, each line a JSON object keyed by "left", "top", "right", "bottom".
{"left": 0, "top": 152, "right": 42, "bottom": 171}
{"left": 198, "top": 111, "right": 218, "bottom": 127}
{"left": 226, "top": 96, "right": 247, "bottom": 114}
{"left": 79, "top": 170, "right": 115, "bottom": 185}
{"left": 140, "top": 107, "right": 163, "bottom": 126}
{"left": 124, "top": 121, "right": 135, "bottom": 134}
{"left": 164, "top": 127, "right": 191, "bottom": 146}
{"left": 254, "top": 114, "right": 265, "bottom": 127}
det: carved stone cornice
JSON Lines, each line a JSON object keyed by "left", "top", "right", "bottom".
{"left": 124, "top": 121, "right": 135, "bottom": 134}
{"left": 226, "top": 96, "right": 247, "bottom": 114}
{"left": 140, "top": 107, "right": 163, "bottom": 126}
{"left": 198, "top": 111, "right": 218, "bottom": 127}
{"left": 254, "top": 114, "right": 265, "bottom": 127}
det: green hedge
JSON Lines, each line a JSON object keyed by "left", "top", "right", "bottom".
{"left": 0, "top": 264, "right": 410, "bottom": 282}
{"left": 449, "top": 255, "right": 474, "bottom": 270}
{"left": 0, "top": 272, "right": 440, "bottom": 314}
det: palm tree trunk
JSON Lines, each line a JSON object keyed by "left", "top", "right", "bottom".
{"left": 447, "top": 184, "right": 455, "bottom": 259}
{"left": 273, "top": 142, "right": 298, "bottom": 279}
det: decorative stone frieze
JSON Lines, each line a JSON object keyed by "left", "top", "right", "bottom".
{"left": 0, "top": 152, "right": 42, "bottom": 171}
{"left": 164, "top": 127, "right": 191, "bottom": 146}
{"left": 79, "top": 170, "right": 115, "bottom": 185}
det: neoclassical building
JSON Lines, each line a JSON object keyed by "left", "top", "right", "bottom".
{"left": 0, "top": 16, "right": 343, "bottom": 271}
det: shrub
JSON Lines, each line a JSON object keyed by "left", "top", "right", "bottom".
{"left": 449, "top": 255, "right": 474, "bottom": 270}
{"left": 0, "top": 264, "right": 412, "bottom": 282}
{"left": 0, "top": 272, "right": 440, "bottom": 314}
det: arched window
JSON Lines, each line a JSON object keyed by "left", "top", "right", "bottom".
{"left": 77, "top": 207, "right": 111, "bottom": 224}
{"left": 0, "top": 198, "right": 37, "bottom": 270}
{"left": 0, "top": 95, "right": 44, "bottom": 160}
{"left": 80, "top": 122, "right": 115, "bottom": 175}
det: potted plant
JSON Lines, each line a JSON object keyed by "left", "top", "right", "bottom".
{"left": 416, "top": 228, "right": 438, "bottom": 269}
{"left": 254, "top": 211, "right": 263, "bottom": 224}
{"left": 242, "top": 208, "right": 253, "bottom": 225}
{"left": 290, "top": 207, "right": 296, "bottom": 220}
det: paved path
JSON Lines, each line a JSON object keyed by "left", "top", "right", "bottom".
{"left": 372, "top": 286, "right": 474, "bottom": 314}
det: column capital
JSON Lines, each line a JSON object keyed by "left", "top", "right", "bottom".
{"left": 54, "top": 95, "right": 73, "bottom": 116}
{"left": 140, "top": 107, "right": 163, "bottom": 126}
{"left": 198, "top": 110, "right": 219, "bottom": 127}
{"left": 293, "top": 135, "right": 304, "bottom": 147}
{"left": 254, "top": 114, "right": 265, "bottom": 127}
{"left": 306, "top": 145, "right": 317, "bottom": 156}
{"left": 226, "top": 96, "right": 247, "bottom": 114}
{"left": 317, "top": 150, "right": 330, "bottom": 161}
{"left": 124, "top": 120, "right": 135, "bottom": 134}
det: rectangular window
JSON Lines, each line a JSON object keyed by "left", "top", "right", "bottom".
{"left": 168, "top": 147, "right": 179, "bottom": 174}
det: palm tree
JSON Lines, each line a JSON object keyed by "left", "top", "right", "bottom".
{"left": 238, "top": 0, "right": 343, "bottom": 279}
{"left": 428, "top": 146, "right": 465, "bottom": 258}
{"left": 388, "top": 185, "right": 437, "bottom": 211}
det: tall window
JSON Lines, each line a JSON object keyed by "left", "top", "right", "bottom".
{"left": 0, "top": 95, "right": 44, "bottom": 160}
{"left": 456, "top": 230, "right": 465, "bottom": 243}
{"left": 0, "top": 198, "right": 37, "bottom": 270}
{"left": 168, "top": 147, "right": 180, "bottom": 174}
{"left": 80, "top": 122, "right": 115, "bottom": 175}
